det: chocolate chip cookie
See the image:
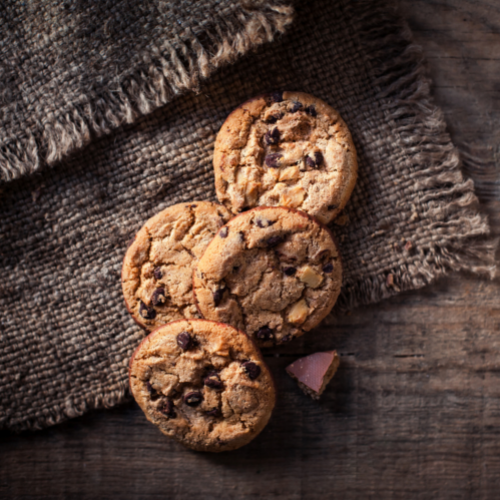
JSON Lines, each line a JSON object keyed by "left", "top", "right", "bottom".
{"left": 213, "top": 91, "right": 357, "bottom": 224}
{"left": 122, "top": 202, "right": 231, "bottom": 330}
{"left": 193, "top": 207, "right": 342, "bottom": 347}
{"left": 129, "top": 319, "right": 276, "bottom": 452}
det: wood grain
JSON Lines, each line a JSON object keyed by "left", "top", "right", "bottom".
{"left": 2, "top": 1, "right": 500, "bottom": 498}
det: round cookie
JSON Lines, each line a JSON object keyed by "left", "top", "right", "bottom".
{"left": 193, "top": 207, "right": 342, "bottom": 347}
{"left": 213, "top": 91, "right": 357, "bottom": 224}
{"left": 129, "top": 319, "right": 276, "bottom": 452}
{"left": 122, "top": 201, "right": 231, "bottom": 330}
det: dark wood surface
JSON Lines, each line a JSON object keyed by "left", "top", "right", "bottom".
{"left": 2, "top": 1, "right": 500, "bottom": 498}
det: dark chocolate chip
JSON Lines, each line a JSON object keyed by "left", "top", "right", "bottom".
{"left": 220, "top": 226, "right": 229, "bottom": 238}
{"left": 281, "top": 334, "right": 292, "bottom": 343}
{"left": 283, "top": 266, "right": 297, "bottom": 276}
{"left": 204, "top": 371, "right": 223, "bottom": 389}
{"left": 265, "top": 153, "right": 283, "bottom": 168}
{"left": 266, "top": 112, "right": 284, "bottom": 124}
{"left": 271, "top": 91, "right": 283, "bottom": 102}
{"left": 177, "top": 331, "right": 193, "bottom": 351}
{"left": 255, "top": 326, "right": 274, "bottom": 342}
{"left": 206, "top": 408, "right": 221, "bottom": 417}
{"left": 184, "top": 391, "right": 203, "bottom": 407}
{"left": 213, "top": 288, "right": 225, "bottom": 306}
{"left": 266, "top": 235, "right": 285, "bottom": 247}
{"left": 239, "top": 231, "right": 245, "bottom": 242}
{"left": 153, "top": 266, "right": 163, "bottom": 280}
{"left": 314, "top": 151, "right": 324, "bottom": 166}
{"left": 256, "top": 218, "right": 276, "bottom": 228}
{"left": 242, "top": 361, "right": 261, "bottom": 380}
{"left": 290, "top": 101, "right": 303, "bottom": 113}
{"left": 305, "top": 105, "right": 317, "bottom": 117}
{"left": 139, "top": 301, "right": 156, "bottom": 320}
{"left": 305, "top": 156, "right": 316, "bottom": 169}
{"left": 264, "top": 127, "right": 280, "bottom": 145}
{"left": 159, "top": 399, "right": 176, "bottom": 418}
{"left": 151, "top": 287, "right": 166, "bottom": 307}
{"left": 323, "top": 263, "right": 334, "bottom": 273}
{"left": 146, "top": 381, "right": 159, "bottom": 400}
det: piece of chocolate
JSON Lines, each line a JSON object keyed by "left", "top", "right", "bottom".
{"left": 264, "top": 127, "right": 281, "bottom": 145}
{"left": 177, "top": 331, "right": 193, "bottom": 351}
{"left": 219, "top": 226, "right": 229, "bottom": 238}
{"left": 153, "top": 266, "right": 163, "bottom": 280}
{"left": 139, "top": 301, "right": 156, "bottom": 320}
{"left": 204, "top": 371, "right": 223, "bottom": 389}
{"left": 286, "top": 350, "right": 340, "bottom": 400}
{"left": 184, "top": 391, "right": 203, "bottom": 407}
{"left": 151, "top": 287, "right": 166, "bottom": 307}
{"left": 265, "top": 153, "right": 283, "bottom": 168}
{"left": 159, "top": 399, "right": 176, "bottom": 418}
{"left": 242, "top": 361, "right": 261, "bottom": 380}
{"left": 213, "top": 288, "right": 225, "bottom": 306}
{"left": 255, "top": 326, "right": 274, "bottom": 342}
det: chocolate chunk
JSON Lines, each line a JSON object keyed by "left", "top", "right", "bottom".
{"left": 146, "top": 381, "right": 159, "bottom": 400}
{"left": 265, "top": 153, "right": 283, "bottom": 168}
{"left": 220, "top": 226, "right": 229, "bottom": 238}
{"left": 283, "top": 266, "right": 297, "bottom": 276}
{"left": 305, "top": 105, "right": 317, "bottom": 117}
{"left": 184, "top": 391, "right": 203, "bottom": 407}
{"left": 159, "top": 399, "right": 177, "bottom": 418}
{"left": 177, "top": 331, "right": 193, "bottom": 351}
{"left": 205, "top": 408, "right": 221, "bottom": 417}
{"left": 305, "top": 156, "right": 316, "bottom": 169}
{"left": 314, "top": 151, "right": 324, "bottom": 166}
{"left": 270, "top": 91, "right": 283, "bottom": 102}
{"left": 290, "top": 101, "right": 302, "bottom": 113}
{"left": 266, "top": 235, "right": 285, "bottom": 247}
{"left": 139, "top": 301, "right": 156, "bottom": 320}
{"left": 266, "top": 112, "right": 284, "bottom": 124}
{"left": 322, "top": 263, "right": 334, "bottom": 273}
{"left": 255, "top": 326, "right": 274, "bottom": 342}
{"left": 204, "top": 371, "right": 223, "bottom": 389}
{"left": 153, "top": 266, "right": 163, "bottom": 280}
{"left": 286, "top": 351, "right": 340, "bottom": 400}
{"left": 213, "top": 288, "right": 225, "bottom": 306}
{"left": 264, "top": 127, "right": 280, "bottom": 145}
{"left": 256, "top": 218, "right": 276, "bottom": 228}
{"left": 242, "top": 361, "right": 261, "bottom": 380}
{"left": 151, "top": 287, "right": 166, "bottom": 307}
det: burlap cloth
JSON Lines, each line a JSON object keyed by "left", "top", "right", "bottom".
{"left": 0, "top": 0, "right": 495, "bottom": 431}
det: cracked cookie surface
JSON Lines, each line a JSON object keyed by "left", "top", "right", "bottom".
{"left": 122, "top": 202, "right": 231, "bottom": 331}
{"left": 129, "top": 319, "right": 275, "bottom": 452}
{"left": 193, "top": 207, "right": 342, "bottom": 347}
{"left": 214, "top": 91, "right": 357, "bottom": 224}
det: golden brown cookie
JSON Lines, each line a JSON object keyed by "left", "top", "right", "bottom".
{"left": 129, "top": 319, "right": 276, "bottom": 452}
{"left": 193, "top": 207, "right": 342, "bottom": 347}
{"left": 214, "top": 91, "right": 357, "bottom": 224}
{"left": 122, "top": 201, "right": 231, "bottom": 330}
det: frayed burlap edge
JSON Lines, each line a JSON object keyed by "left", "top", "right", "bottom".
{"left": 335, "top": 1, "right": 497, "bottom": 313}
{"left": 0, "top": 1, "right": 294, "bottom": 182}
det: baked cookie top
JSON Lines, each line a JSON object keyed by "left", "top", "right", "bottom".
{"left": 129, "top": 319, "right": 275, "bottom": 452}
{"left": 214, "top": 91, "right": 357, "bottom": 224}
{"left": 122, "top": 201, "right": 231, "bottom": 331}
{"left": 193, "top": 207, "right": 342, "bottom": 347}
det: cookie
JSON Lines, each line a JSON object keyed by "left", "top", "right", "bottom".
{"left": 193, "top": 207, "right": 342, "bottom": 347}
{"left": 129, "top": 319, "right": 276, "bottom": 452}
{"left": 122, "top": 201, "right": 231, "bottom": 331}
{"left": 213, "top": 91, "right": 357, "bottom": 224}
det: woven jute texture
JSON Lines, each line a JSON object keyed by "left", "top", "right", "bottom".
{"left": 0, "top": 0, "right": 496, "bottom": 431}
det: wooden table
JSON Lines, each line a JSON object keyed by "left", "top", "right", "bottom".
{"left": 2, "top": 1, "right": 500, "bottom": 498}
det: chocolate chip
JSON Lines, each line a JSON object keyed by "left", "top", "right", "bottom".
{"left": 204, "top": 371, "right": 223, "bottom": 389}
{"left": 139, "top": 301, "right": 156, "bottom": 320}
{"left": 323, "top": 263, "right": 334, "bottom": 273}
{"left": 242, "top": 361, "right": 261, "bottom": 380}
{"left": 159, "top": 399, "right": 176, "bottom": 418}
{"left": 283, "top": 266, "right": 296, "bottom": 276}
{"left": 265, "top": 153, "right": 283, "bottom": 168}
{"left": 281, "top": 334, "right": 292, "bottom": 343}
{"left": 305, "top": 156, "right": 316, "bottom": 169}
{"left": 266, "top": 112, "right": 284, "bottom": 124}
{"left": 271, "top": 91, "right": 283, "bottom": 102}
{"left": 213, "top": 288, "right": 225, "bottom": 306}
{"left": 177, "top": 331, "right": 193, "bottom": 351}
{"left": 146, "top": 381, "right": 159, "bottom": 400}
{"left": 305, "top": 105, "right": 317, "bottom": 117}
{"left": 255, "top": 326, "right": 274, "bottom": 342}
{"left": 290, "top": 101, "right": 302, "bottom": 113}
{"left": 256, "top": 218, "right": 276, "bottom": 228}
{"left": 264, "top": 127, "right": 280, "bottom": 145}
{"left": 314, "top": 151, "right": 324, "bottom": 166}
{"left": 239, "top": 231, "right": 245, "bottom": 242}
{"left": 266, "top": 235, "right": 285, "bottom": 247}
{"left": 151, "top": 287, "right": 166, "bottom": 307}
{"left": 184, "top": 391, "right": 203, "bottom": 407}
{"left": 153, "top": 266, "right": 163, "bottom": 280}
{"left": 220, "top": 226, "right": 229, "bottom": 238}
{"left": 206, "top": 408, "right": 221, "bottom": 417}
